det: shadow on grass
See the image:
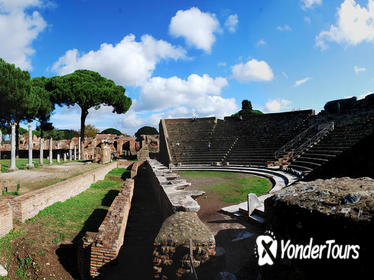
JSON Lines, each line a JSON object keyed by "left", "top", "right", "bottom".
{"left": 121, "top": 170, "right": 131, "bottom": 180}
{"left": 102, "top": 190, "right": 119, "bottom": 207}
{"left": 56, "top": 208, "right": 108, "bottom": 278}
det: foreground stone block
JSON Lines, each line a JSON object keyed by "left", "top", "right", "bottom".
{"left": 263, "top": 177, "right": 374, "bottom": 279}
{"left": 0, "top": 200, "right": 13, "bottom": 238}
{"left": 153, "top": 212, "right": 216, "bottom": 280}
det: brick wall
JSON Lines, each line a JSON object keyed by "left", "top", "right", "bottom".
{"left": 8, "top": 162, "right": 117, "bottom": 222}
{"left": 80, "top": 179, "right": 135, "bottom": 278}
{"left": 0, "top": 199, "right": 12, "bottom": 238}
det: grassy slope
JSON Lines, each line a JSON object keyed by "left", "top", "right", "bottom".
{"left": 178, "top": 170, "right": 271, "bottom": 203}
{"left": 0, "top": 167, "right": 130, "bottom": 280}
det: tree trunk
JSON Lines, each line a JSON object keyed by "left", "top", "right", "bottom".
{"left": 40, "top": 129, "right": 44, "bottom": 139}
{"left": 80, "top": 108, "right": 88, "bottom": 143}
{"left": 16, "top": 122, "right": 20, "bottom": 158}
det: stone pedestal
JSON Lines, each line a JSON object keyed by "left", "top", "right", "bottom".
{"left": 57, "top": 153, "right": 60, "bottom": 163}
{"left": 69, "top": 149, "right": 72, "bottom": 160}
{"left": 74, "top": 146, "right": 77, "bottom": 160}
{"left": 63, "top": 153, "right": 67, "bottom": 162}
{"left": 26, "top": 125, "right": 34, "bottom": 169}
{"left": 9, "top": 123, "right": 18, "bottom": 171}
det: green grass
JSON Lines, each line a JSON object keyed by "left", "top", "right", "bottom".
{"left": 179, "top": 171, "right": 271, "bottom": 203}
{"left": 0, "top": 167, "right": 128, "bottom": 279}
{"left": 0, "top": 158, "right": 71, "bottom": 172}
{"left": 28, "top": 167, "right": 128, "bottom": 239}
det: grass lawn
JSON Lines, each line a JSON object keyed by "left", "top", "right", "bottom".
{"left": 0, "top": 167, "right": 130, "bottom": 280}
{"left": 178, "top": 171, "right": 272, "bottom": 203}
{"left": 0, "top": 158, "right": 71, "bottom": 172}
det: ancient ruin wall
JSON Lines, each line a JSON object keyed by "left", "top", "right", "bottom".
{"left": 264, "top": 177, "right": 374, "bottom": 279}
{"left": 0, "top": 200, "right": 12, "bottom": 238}
{"left": 9, "top": 162, "right": 117, "bottom": 222}
{"left": 80, "top": 179, "right": 135, "bottom": 278}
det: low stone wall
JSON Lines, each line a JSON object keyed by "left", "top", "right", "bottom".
{"left": 8, "top": 162, "right": 117, "bottom": 222}
{"left": 146, "top": 159, "right": 204, "bottom": 216}
{"left": 0, "top": 200, "right": 12, "bottom": 238}
{"left": 130, "top": 161, "right": 141, "bottom": 178}
{"left": 80, "top": 179, "right": 135, "bottom": 278}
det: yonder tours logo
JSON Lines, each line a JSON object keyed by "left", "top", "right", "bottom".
{"left": 255, "top": 231, "right": 360, "bottom": 266}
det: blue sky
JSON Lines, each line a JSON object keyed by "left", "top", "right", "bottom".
{"left": 1, "top": 0, "right": 374, "bottom": 135}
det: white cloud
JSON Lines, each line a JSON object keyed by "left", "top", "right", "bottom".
{"left": 120, "top": 93, "right": 238, "bottom": 135}
{"left": 136, "top": 74, "right": 229, "bottom": 112}
{"left": 0, "top": 0, "right": 47, "bottom": 70}
{"left": 276, "top": 25, "right": 291, "bottom": 31}
{"left": 294, "top": 77, "right": 311, "bottom": 87}
{"left": 231, "top": 59, "right": 274, "bottom": 82}
{"left": 354, "top": 65, "right": 366, "bottom": 75}
{"left": 282, "top": 72, "right": 289, "bottom": 79}
{"left": 225, "top": 14, "right": 238, "bottom": 33}
{"left": 301, "top": 0, "right": 322, "bottom": 10}
{"left": 265, "top": 99, "right": 292, "bottom": 113}
{"left": 217, "top": 62, "right": 226, "bottom": 67}
{"left": 52, "top": 34, "right": 186, "bottom": 86}
{"left": 304, "top": 16, "right": 311, "bottom": 24}
{"left": 169, "top": 7, "right": 220, "bottom": 53}
{"left": 316, "top": 0, "right": 374, "bottom": 50}
{"left": 256, "top": 39, "right": 267, "bottom": 46}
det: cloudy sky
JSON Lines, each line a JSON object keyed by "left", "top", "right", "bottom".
{"left": 1, "top": 0, "right": 374, "bottom": 135}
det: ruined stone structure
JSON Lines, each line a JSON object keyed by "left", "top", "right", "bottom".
{"left": 80, "top": 179, "right": 135, "bottom": 279}
{"left": 264, "top": 177, "right": 374, "bottom": 279}
{"left": 160, "top": 94, "right": 374, "bottom": 180}
{"left": 0, "top": 134, "right": 141, "bottom": 162}
{"left": 153, "top": 212, "right": 216, "bottom": 279}
{"left": 140, "top": 134, "right": 160, "bottom": 153}
{"left": 158, "top": 94, "right": 374, "bottom": 279}
{"left": 146, "top": 159, "right": 217, "bottom": 279}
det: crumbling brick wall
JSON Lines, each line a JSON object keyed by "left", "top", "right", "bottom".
{"left": 79, "top": 179, "right": 135, "bottom": 279}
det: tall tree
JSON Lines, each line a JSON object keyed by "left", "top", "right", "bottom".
{"left": 135, "top": 126, "right": 158, "bottom": 139}
{"left": 50, "top": 70, "right": 132, "bottom": 142}
{"left": 101, "top": 128, "right": 123, "bottom": 136}
{"left": 31, "top": 77, "right": 55, "bottom": 138}
{"left": 80, "top": 124, "right": 99, "bottom": 138}
{"left": 0, "top": 58, "right": 39, "bottom": 156}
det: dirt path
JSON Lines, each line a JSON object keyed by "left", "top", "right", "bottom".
{"left": 103, "top": 166, "right": 163, "bottom": 280}
{"left": 0, "top": 162, "right": 101, "bottom": 193}
{"left": 178, "top": 172, "right": 265, "bottom": 279}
